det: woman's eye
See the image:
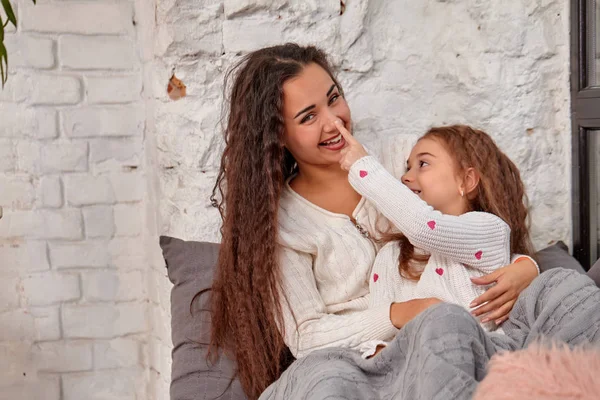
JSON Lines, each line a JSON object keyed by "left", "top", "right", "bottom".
{"left": 300, "top": 114, "right": 315, "bottom": 124}
{"left": 328, "top": 94, "right": 339, "bottom": 105}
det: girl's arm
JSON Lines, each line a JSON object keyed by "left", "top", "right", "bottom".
{"left": 278, "top": 246, "right": 399, "bottom": 358}
{"left": 348, "top": 156, "right": 510, "bottom": 272}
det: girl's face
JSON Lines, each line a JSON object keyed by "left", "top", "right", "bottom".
{"left": 401, "top": 138, "right": 470, "bottom": 216}
{"left": 282, "top": 63, "right": 351, "bottom": 168}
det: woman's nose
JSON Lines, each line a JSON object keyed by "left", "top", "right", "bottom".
{"left": 324, "top": 110, "right": 343, "bottom": 132}
{"left": 323, "top": 119, "right": 336, "bottom": 132}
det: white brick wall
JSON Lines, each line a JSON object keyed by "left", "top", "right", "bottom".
{"left": 60, "top": 36, "right": 137, "bottom": 70}
{"left": 157, "top": 0, "right": 572, "bottom": 250}
{"left": 0, "top": 0, "right": 161, "bottom": 399}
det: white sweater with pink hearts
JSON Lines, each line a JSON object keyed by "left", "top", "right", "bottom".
{"left": 349, "top": 156, "right": 512, "bottom": 332}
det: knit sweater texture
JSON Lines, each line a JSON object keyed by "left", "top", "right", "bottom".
{"left": 277, "top": 156, "right": 534, "bottom": 358}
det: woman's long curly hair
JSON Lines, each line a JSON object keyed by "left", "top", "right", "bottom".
{"left": 391, "top": 125, "right": 535, "bottom": 281}
{"left": 206, "top": 43, "right": 344, "bottom": 399}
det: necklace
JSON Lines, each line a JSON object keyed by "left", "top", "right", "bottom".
{"left": 350, "top": 217, "right": 370, "bottom": 238}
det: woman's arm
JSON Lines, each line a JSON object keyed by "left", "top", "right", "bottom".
{"left": 278, "top": 246, "right": 399, "bottom": 358}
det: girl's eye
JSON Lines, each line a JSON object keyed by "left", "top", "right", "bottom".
{"left": 300, "top": 113, "right": 315, "bottom": 124}
{"left": 419, "top": 160, "right": 429, "bottom": 167}
{"left": 328, "top": 94, "right": 339, "bottom": 105}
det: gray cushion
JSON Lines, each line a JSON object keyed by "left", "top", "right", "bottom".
{"left": 160, "top": 236, "right": 588, "bottom": 400}
{"left": 588, "top": 258, "right": 600, "bottom": 287}
{"left": 534, "top": 241, "right": 585, "bottom": 274}
{"left": 160, "top": 236, "right": 246, "bottom": 400}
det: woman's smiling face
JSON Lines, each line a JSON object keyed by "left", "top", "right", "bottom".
{"left": 282, "top": 63, "right": 351, "bottom": 169}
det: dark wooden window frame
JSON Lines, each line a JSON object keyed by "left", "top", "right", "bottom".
{"left": 571, "top": 0, "right": 600, "bottom": 269}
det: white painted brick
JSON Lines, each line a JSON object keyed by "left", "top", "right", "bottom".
{"left": 0, "top": 175, "right": 35, "bottom": 209}
{"left": 0, "top": 105, "right": 57, "bottom": 138}
{"left": 108, "top": 238, "right": 147, "bottom": 270}
{"left": 30, "top": 75, "right": 82, "bottom": 105}
{"left": 22, "top": 272, "right": 80, "bottom": 306}
{"left": 37, "top": 176, "right": 63, "bottom": 208}
{"left": 22, "top": 3, "right": 132, "bottom": 35}
{"left": 32, "top": 341, "right": 93, "bottom": 372}
{"left": 0, "top": 276, "right": 20, "bottom": 312}
{"left": 30, "top": 306, "right": 61, "bottom": 341}
{"left": 86, "top": 75, "right": 142, "bottom": 104}
{"left": 62, "top": 303, "right": 147, "bottom": 339}
{"left": 114, "top": 204, "right": 143, "bottom": 236}
{"left": 65, "top": 172, "right": 143, "bottom": 206}
{"left": 223, "top": 19, "right": 285, "bottom": 53}
{"left": 147, "top": 336, "right": 172, "bottom": 378}
{"left": 63, "top": 106, "right": 144, "bottom": 138}
{"left": 148, "top": 269, "right": 173, "bottom": 306}
{"left": 0, "top": 210, "right": 83, "bottom": 240}
{"left": 110, "top": 172, "right": 145, "bottom": 202}
{"left": 0, "top": 140, "right": 15, "bottom": 172}
{"left": 62, "top": 369, "right": 145, "bottom": 400}
{"left": 0, "top": 74, "right": 29, "bottom": 103}
{"left": 0, "top": 309, "right": 35, "bottom": 341}
{"left": 90, "top": 138, "right": 142, "bottom": 173}
{"left": 83, "top": 206, "right": 115, "bottom": 238}
{"left": 0, "top": 377, "right": 60, "bottom": 400}
{"left": 16, "top": 141, "right": 41, "bottom": 174}
{"left": 60, "top": 36, "right": 136, "bottom": 70}
{"left": 150, "top": 305, "right": 170, "bottom": 344}
{"left": 3, "top": 35, "right": 55, "bottom": 69}
{"left": 93, "top": 338, "right": 141, "bottom": 369}
{"left": 49, "top": 241, "right": 110, "bottom": 269}
{"left": 35, "top": 109, "right": 58, "bottom": 139}
{"left": 155, "top": 8, "right": 222, "bottom": 56}
{"left": 0, "top": 240, "right": 50, "bottom": 272}
{"left": 40, "top": 141, "right": 88, "bottom": 173}
{"left": 0, "top": 341, "right": 36, "bottom": 386}
{"left": 222, "top": 0, "right": 338, "bottom": 18}
{"left": 65, "top": 174, "right": 115, "bottom": 205}
{"left": 82, "top": 270, "right": 145, "bottom": 302}
{"left": 223, "top": 0, "right": 287, "bottom": 18}
{"left": 35, "top": 210, "right": 83, "bottom": 240}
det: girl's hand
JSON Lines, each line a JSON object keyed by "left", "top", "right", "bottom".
{"left": 335, "top": 120, "right": 369, "bottom": 170}
{"left": 469, "top": 258, "right": 538, "bottom": 325}
{"left": 389, "top": 298, "right": 443, "bottom": 329}
{"left": 367, "top": 345, "right": 386, "bottom": 359}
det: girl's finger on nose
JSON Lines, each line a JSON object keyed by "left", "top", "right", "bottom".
{"left": 334, "top": 120, "right": 354, "bottom": 141}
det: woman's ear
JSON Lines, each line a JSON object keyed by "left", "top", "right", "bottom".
{"left": 462, "top": 167, "right": 480, "bottom": 197}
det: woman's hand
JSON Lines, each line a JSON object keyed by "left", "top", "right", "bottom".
{"left": 470, "top": 258, "right": 538, "bottom": 325}
{"left": 335, "top": 120, "right": 369, "bottom": 170}
{"left": 389, "top": 298, "right": 443, "bottom": 329}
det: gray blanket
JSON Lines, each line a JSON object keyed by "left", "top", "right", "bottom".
{"left": 260, "top": 268, "right": 600, "bottom": 400}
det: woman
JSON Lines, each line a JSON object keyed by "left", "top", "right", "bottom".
{"left": 208, "top": 43, "right": 540, "bottom": 399}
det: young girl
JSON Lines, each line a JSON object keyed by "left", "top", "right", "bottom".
{"left": 338, "top": 123, "right": 535, "bottom": 337}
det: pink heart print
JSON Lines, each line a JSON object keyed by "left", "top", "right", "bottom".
{"left": 435, "top": 268, "right": 444, "bottom": 276}
{"left": 359, "top": 170, "right": 368, "bottom": 178}
{"left": 475, "top": 251, "right": 483, "bottom": 260}
{"left": 373, "top": 273, "right": 379, "bottom": 282}
{"left": 427, "top": 220, "right": 436, "bottom": 230}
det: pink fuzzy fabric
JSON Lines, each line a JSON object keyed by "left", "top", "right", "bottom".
{"left": 474, "top": 343, "right": 600, "bottom": 400}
